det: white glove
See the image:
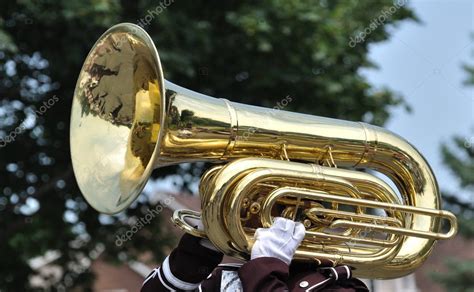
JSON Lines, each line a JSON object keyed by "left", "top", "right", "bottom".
{"left": 251, "top": 217, "right": 306, "bottom": 265}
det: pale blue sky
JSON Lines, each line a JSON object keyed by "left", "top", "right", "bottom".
{"left": 362, "top": 0, "right": 473, "bottom": 199}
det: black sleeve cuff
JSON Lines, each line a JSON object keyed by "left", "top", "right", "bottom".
{"left": 168, "top": 233, "right": 224, "bottom": 283}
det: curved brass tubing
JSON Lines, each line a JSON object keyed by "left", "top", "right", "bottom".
{"left": 171, "top": 209, "right": 207, "bottom": 239}
{"left": 200, "top": 158, "right": 456, "bottom": 278}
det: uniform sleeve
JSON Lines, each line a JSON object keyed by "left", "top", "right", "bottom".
{"left": 238, "top": 257, "right": 289, "bottom": 292}
{"left": 141, "top": 233, "right": 223, "bottom": 292}
{"left": 287, "top": 264, "right": 369, "bottom": 292}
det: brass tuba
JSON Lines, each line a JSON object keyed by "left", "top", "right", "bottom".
{"left": 70, "top": 23, "right": 457, "bottom": 279}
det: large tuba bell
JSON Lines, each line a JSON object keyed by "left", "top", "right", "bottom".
{"left": 70, "top": 23, "right": 457, "bottom": 279}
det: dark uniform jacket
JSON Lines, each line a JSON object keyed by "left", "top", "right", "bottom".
{"left": 141, "top": 234, "right": 369, "bottom": 292}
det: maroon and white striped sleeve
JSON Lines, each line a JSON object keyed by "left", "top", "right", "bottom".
{"left": 141, "top": 233, "right": 223, "bottom": 292}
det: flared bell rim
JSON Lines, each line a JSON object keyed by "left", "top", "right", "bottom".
{"left": 70, "top": 23, "right": 166, "bottom": 214}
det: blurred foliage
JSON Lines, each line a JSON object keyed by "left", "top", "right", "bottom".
{"left": 433, "top": 45, "right": 474, "bottom": 291}
{"left": 0, "top": 0, "right": 416, "bottom": 290}
{"left": 441, "top": 136, "right": 474, "bottom": 239}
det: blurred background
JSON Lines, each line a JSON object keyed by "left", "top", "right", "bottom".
{"left": 0, "top": 0, "right": 472, "bottom": 291}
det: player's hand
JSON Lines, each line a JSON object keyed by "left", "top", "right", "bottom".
{"left": 251, "top": 217, "right": 306, "bottom": 265}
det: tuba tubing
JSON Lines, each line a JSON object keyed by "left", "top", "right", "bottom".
{"left": 200, "top": 158, "right": 450, "bottom": 278}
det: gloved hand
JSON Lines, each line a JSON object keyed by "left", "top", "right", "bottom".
{"left": 188, "top": 216, "right": 219, "bottom": 252}
{"left": 251, "top": 217, "right": 306, "bottom": 265}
